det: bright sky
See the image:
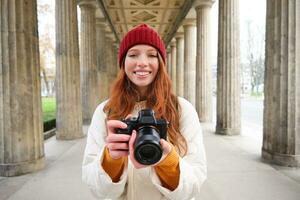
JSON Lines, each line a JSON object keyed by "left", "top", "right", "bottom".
{"left": 210, "top": 0, "right": 266, "bottom": 64}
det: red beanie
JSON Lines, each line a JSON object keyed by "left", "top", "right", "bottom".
{"left": 118, "top": 24, "right": 166, "bottom": 67}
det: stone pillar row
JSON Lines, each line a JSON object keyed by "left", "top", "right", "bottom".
{"left": 78, "top": 0, "right": 117, "bottom": 124}
{"left": 0, "top": 0, "right": 116, "bottom": 176}
{"left": 168, "top": 0, "right": 215, "bottom": 123}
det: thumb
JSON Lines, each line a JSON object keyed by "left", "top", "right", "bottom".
{"left": 125, "top": 114, "right": 132, "bottom": 120}
{"left": 129, "top": 130, "right": 137, "bottom": 153}
{"left": 160, "top": 139, "right": 172, "bottom": 154}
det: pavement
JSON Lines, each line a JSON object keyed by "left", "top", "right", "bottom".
{"left": 0, "top": 123, "right": 300, "bottom": 200}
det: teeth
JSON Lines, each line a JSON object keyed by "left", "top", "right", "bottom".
{"left": 135, "top": 71, "right": 150, "bottom": 75}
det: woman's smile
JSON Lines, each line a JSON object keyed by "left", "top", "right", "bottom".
{"left": 133, "top": 70, "right": 152, "bottom": 78}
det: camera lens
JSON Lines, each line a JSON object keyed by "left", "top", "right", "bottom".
{"left": 134, "top": 127, "right": 162, "bottom": 165}
{"left": 139, "top": 145, "right": 156, "bottom": 159}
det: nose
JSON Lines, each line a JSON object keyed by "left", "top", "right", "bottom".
{"left": 136, "top": 54, "right": 148, "bottom": 67}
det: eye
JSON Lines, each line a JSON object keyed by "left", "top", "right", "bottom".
{"left": 127, "top": 53, "right": 137, "bottom": 57}
{"left": 148, "top": 53, "right": 158, "bottom": 58}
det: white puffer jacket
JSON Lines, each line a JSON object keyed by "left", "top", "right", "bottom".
{"left": 82, "top": 97, "right": 207, "bottom": 200}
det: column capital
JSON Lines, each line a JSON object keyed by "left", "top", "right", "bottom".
{"left": 77, "top": 0, "right": 97, "bottom": 8}
{"left": 170, "top": 39, "right": 176, "bottom": 47}
{"left": 194, "top": 0, "right": 215, "bottom": 9}
{"left": 96, "top": 18, "right": 107, "bottom": 28}
{"left": 167, "top": 46, "right": 171, "bottom": 53}
{"left": 175, "top": 32, "right": 184, "bottom": 39}
{"left": 113, "top": 42, "right": 119, "bottom": 50}
{"left": 182, "top": 18, "right": 196, "bottom": 27}
{"left": 105, "top": 33, "right": 116, "bottom": 42}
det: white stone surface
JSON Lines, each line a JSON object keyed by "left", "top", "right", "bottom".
{"left": 0, "top": 124, "right": 300, "bottom": 200}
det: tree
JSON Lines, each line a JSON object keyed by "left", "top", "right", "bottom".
{"left": 38, "top": 1, "right": 55, "bottom": 96}
{"left": 245, "top": 20, "right": 265, "bottom": 95}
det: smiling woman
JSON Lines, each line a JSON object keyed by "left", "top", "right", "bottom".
{"left": 124, "top": 44, "right": 159, "bottom": 97}
{"left": 82, "top": 23, "right": 207, "bottom": 200}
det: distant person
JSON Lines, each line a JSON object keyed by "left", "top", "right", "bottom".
{"left": 82, "top": 23, "right": 207, "bottom": 200}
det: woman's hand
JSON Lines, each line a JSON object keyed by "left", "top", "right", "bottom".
{"left": 128, "top": 130, "right": 172, "bottom": 169}
{"left": 105, "top": 119, "right": 131, "bottom": 160}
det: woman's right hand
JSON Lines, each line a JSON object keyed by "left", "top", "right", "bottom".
{"left": 105, "top": 120, "right": 131, "bottom": 160}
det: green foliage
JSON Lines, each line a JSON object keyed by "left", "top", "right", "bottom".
{"left": 250, "top": 92, "right": 264, "bottom": 99}
{"left": 44, "top": 119, "right": 56, "bottom": 132}
{"left": 42, "top": 97, "right": 56, "bottom": 122}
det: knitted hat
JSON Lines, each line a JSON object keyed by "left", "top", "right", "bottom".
{"left": 118, "top": 24, "right": 166, "bottom": 67}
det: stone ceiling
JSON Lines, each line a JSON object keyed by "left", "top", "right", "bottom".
{"left": 96, "top": 0, "right": 195, "bottom": 44}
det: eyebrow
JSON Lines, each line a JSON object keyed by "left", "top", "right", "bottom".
{"left": 128, "top": 48, "right": 157, "bottom": 53}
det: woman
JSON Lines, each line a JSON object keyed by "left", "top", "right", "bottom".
{"left": 82, "top": 24, "right": 207, "bottom": 200}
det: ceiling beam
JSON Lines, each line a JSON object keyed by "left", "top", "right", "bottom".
{"left": 96, "top": 0, "right": 120, "bottom": 43}
{"left": 163, "top": 0, "right": 195, "bottom": 45}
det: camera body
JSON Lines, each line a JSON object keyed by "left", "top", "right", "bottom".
{"left": 116, "top": 109, "right": 168, "bottom": 165}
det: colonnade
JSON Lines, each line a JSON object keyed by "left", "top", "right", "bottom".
{"left": 166, "top": 0, "right": 300, "bottom": 167}
{"left": 0, "top": 0, "right": 299, "bottom": 177}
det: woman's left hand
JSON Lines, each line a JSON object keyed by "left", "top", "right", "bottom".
{"left": 128, "top": 130, "right": 172, "bottom": 169}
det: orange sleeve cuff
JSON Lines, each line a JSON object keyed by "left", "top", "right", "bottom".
{"left": 154, "top": 147, "right": 180, "bottom": 190}
{"left": 101, "top": 147, "right": 128, "bottom": 182}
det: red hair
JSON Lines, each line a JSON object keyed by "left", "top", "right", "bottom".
{"left": 104, "top": 54, "right": 187, "bottom": 156}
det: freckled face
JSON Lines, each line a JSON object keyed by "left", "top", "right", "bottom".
{"left": 124, "top": 44, "right": 159, "bottom": 94}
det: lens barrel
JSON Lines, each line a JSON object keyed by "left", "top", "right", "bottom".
{"left": 134, "top": 126, "right": 162, "bottom": 165}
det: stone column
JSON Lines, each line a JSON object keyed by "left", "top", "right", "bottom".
{"left": 0, "top": 0, "right": 44, "bottom": 176}
{"left": 262, "top": 0, "right": 300, "bottom": 167}
{"left": 183, "top": 19, "right": 197, "bottom": 106}
{"left": 105, "top": 36, "right": 115, "bottom": 93}
{"left": 167, "top": 47, "right": 172, "bottom": 76}
{"left": 78, "top": 0, "right": 98, "bottom": 124}
{"left": 216, "top": 0, "right": 241, "bottom": 135}
{"left": 195, "top": 0, "right": 215, "bottom": 122}
{"left": 175, "top": 32, "right": 184, "bottom": 97}
{"left": 113, "top": 42, "right": 119, "bottom": 77}
{"left": 170, "top": 40, "right": 177, "bottom": 92}
{"left": 96, "top": 19, "right": 108, "bottom": 103}
{"left": 56, "top": 0, "right": 83, "bottom": 140}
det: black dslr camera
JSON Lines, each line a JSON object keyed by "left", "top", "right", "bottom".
{"left": 116, "top": 109, "right": 168, "bottom": 165}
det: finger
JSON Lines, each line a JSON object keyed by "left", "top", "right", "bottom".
{"left": 129, "top": 130, "right": 137, "bottom": 153}
{"left": 160, "top": 139, "right": 172, "bottom": 154}
{"left": 109, "top": 150, "right": 129, "bottom": 159}
{"left": 106, "top": 134, "right": 131, "bottom": 143}
{"left": 107, "top": 142, "right": 129, "bottom": 150}
{"left": 107, "top": 120, "right": 127, "bottom": 133}
{"left": 125, "top": 114, "right": 132, "bottom": 120}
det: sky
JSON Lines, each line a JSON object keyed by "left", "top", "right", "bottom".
{"left": 37, "top": 0, "right": 267, "bottom": 67}
{"left": 210, "top": 0, "right": 266, "bottom": 64}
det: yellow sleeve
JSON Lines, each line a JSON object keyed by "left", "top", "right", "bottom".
{"left": 154, "top": 147, "right": 180, "bottom": 191}
{"left": 101, "top": 147, "right": 128, "bottom": 182}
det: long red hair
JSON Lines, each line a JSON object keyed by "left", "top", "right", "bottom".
{"left": 104, "top": 54, "right": 187, "bottom": 156}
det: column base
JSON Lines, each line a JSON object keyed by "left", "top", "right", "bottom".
{"left": 83, "top": 118, "right": 91, "bottom": 125}
{"left": 0, "top": 156, "right": 45, "bottom": 177}
{"left": 262, "top": 148, "right": 300, "bottom": 167}
{"left": 215, "top": 126, "right": 240, "bottom": 135}
{"left": 56, "top": 132, "right": 85, "bottom": 140}
{"left": 56, "top": 127, "right": 85, "bottom": 140}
